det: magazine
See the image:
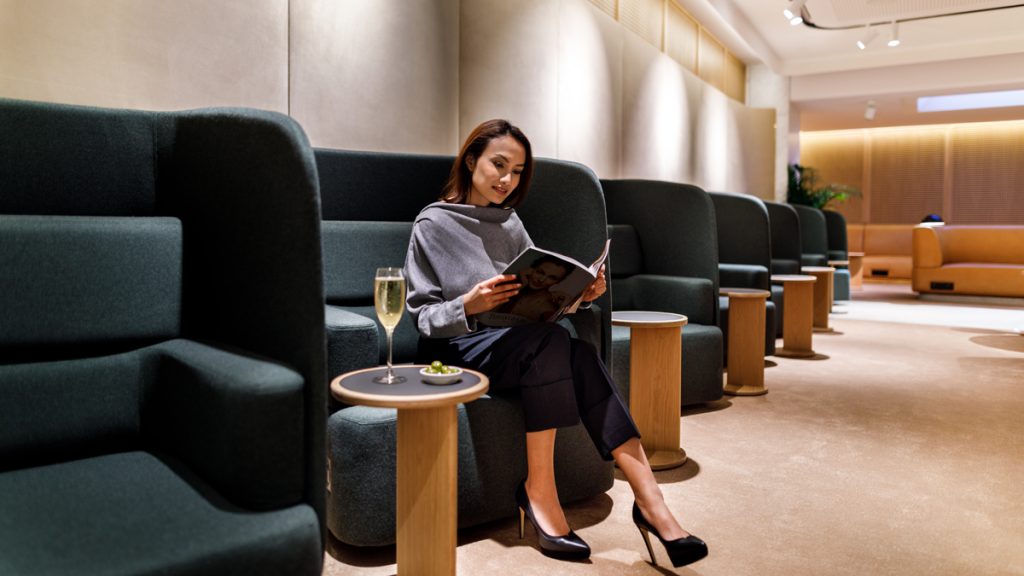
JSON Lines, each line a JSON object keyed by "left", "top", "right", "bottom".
{"left": 477, "top": 239, "right": 611, "bottom": 326}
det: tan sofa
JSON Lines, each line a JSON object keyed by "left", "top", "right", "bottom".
{"left": 913, "top": 225, "right": 1024, "bottom": 298}
{"left": 847, "top": 224, "right": 915, "bottom": 280}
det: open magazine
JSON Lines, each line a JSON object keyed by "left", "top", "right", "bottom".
{"left": 477, "top": 239, "right": 611, "bottom": 327}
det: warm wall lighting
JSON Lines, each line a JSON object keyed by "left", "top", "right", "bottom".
{"left": 783, "top": 0, "right": 807, "bottom": 26}
{"left": 887, "top": 21, "right": 901, "bottom": 47}
{"left": 856, "top": 24, "right": 878, "bottom": 50}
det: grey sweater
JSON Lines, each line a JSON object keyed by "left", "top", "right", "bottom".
{"left": 404, "top": 202, "right": 533, "bottom": 338}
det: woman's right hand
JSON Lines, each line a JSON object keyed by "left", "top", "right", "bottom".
{"left": 463, "top": 274, "right": 521, "bottom": 316}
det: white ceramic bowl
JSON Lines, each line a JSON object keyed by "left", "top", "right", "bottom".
{"left": 419, "top": 366, "right": 464, "bottom": 385}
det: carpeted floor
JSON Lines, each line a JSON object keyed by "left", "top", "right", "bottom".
{"left": 324, "top": 284, "right": 1024, "bottom": 575}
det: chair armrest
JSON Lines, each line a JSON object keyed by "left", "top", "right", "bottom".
{"left": 913, "top": 226, "right": 943, "bottom": 268}
{"left": 144, "top": 339, "right": 306, "bottom": 511}
{"left": 325, "top": 305, "right": 379, "bottom": 381}
{"left": 630, "top": 274, "right": 715, "bottom": 326}
{"left": 718, "top": 263, "right": 769, "bottom": 290}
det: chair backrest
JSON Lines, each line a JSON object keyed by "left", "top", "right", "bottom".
{"left": 315, "top": 150, "right": 612, "bottom": 361}
{"left": 764, "top": 200, "right": 803, "bottom": 275}
{"left": 791, "top": 204, "right": 829, "bottom": 266}
{"left": 823, "top": 210, "right": 848, "bottom": 260}
{"left": 602, "top": 179, "right": 720, "bottom": 326}
{"left": 708, "top": 191, "right": 772, "bottom": 290}
{"left": 0, "top": 97, "right": 326, "bottom": 529}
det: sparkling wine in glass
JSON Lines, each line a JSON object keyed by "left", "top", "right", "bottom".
{"left": 373, "top": 267, "right": 406, "bottom": 384}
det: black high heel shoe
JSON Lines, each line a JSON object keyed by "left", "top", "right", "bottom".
{"left": 632, "top": 501, "right": 708, "bottom": 568}
{"left": 515, "top": 480, "right": 591, "bottom": 560}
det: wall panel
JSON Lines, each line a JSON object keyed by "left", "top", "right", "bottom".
{"left": 558, "top": 1, "right": 623, "bottom": 178}
{"left": 460, "top": 0, "right": 559, "bottom": 158}
{"left": 698, "top": 29, "right": 725, "bottom": 92}
{"left": 869, "top": 128, "right": 945, "bottom": 224}
{"left": 801, "top": 131, "right": 866, "bottom": 223}
{"left": 290, "top": 0, "right": 458, "bottom": 153}
{"left": 0, "top": 0, "right": 287, "bottom": 112}
{"left": 665, "top": 1, "right": 699, "bottom": 74}
{"left": 618, "top": 0, "right": 664, "bottom": 50}
{"left": 620, "top": 31, "right": 695, "bottom": 183}
{"left": 949, "top": 123, "right": 1024, "bottom": 224}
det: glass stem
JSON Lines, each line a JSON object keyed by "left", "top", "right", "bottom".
{"left": 386, "top": 328, "right": 395, "bottom": 379}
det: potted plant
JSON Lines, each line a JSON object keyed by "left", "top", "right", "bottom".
{"left": 787, "top": 164, "right": 860, "bottom": 209}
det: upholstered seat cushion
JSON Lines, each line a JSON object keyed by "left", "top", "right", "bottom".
{"left": 0, "top": 451, "right": 320, "bottom": 576}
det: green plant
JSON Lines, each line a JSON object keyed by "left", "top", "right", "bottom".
{"left": 787, "top": 164, "right": 860, "bottom": 209}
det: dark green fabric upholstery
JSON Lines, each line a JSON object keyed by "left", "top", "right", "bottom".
{"left": 823, "top": 210, "right": 848, "bottom": 262}
{"left": 793, "top": 205, "right": 850, "bottom": 300}
{"left": 0, "top": 216, "right": 182, "bottom": 361}
{"left": 602, "top": 179, "right": 724, "bottom": 406}
{"left": 315, "top": 149, "right": 614, "bottom": 546}
{"left": 792, "top": 204, "right": 830, "bottom": 267}
{"left": 0, "top": 452, "right": 320, "bottom": 576}
{"left": 765, "top": 201, "right": 803, "bottom": 275}
{"left": 765, "top": 201, "right": 802, "bottom": 337}
{"left": 823, "top": 210, "right": 851, "bottom": 300}
{"left": 708, "top": 191, "right": 777, "bottom": 357}
{"left": 0, "top": 97, "right": 325, "bottom": 574}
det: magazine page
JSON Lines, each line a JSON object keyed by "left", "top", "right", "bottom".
{"left": 476, "top": 241, "right": 609, "bottom": 326}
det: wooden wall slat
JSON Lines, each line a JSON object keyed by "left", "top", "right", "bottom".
{"left": 665, "top": 2, "right": 698, "bottom": 74}
{"left": 949, "top": 123, "right": 1024, "bottom": 224}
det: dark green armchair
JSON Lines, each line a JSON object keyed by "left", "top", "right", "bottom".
{"left": 0, "top": 98, "right": 326, "bottom": 575}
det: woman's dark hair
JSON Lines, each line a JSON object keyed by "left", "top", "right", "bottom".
{"left": 440, "top": 119, "right": 533, "bottom": 208}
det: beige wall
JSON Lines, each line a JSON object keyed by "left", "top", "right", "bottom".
{"left": 463, "top": 0, "right": 775, "bottom": 194}
{"left": 0, "top": 0, "right": 288, "bottom": 112}
{"left": 290, "top": 0, "right": 459, "bottom": 154}
{"left": 1, "top": 0, "right": 774, "bottom": 195}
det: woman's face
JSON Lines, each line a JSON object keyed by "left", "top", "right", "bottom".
{"left": 467, "top": 135, "right": 527, "bottom": 207}
{"left": 524, "top": 262, "right": 568, "bottom": 290}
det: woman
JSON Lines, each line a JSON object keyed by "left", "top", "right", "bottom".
{"left": 404, "top": 119, "right": 707, "bottom": 568}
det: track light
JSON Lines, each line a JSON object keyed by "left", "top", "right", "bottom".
{"left": 864, "top": 100, "right": 876, "bottom": 121}
{"left": 856, "top": 24, "right": 878, "bottom": 50}
{"left": 783, "top": 0, "right": 807, "bottom": 26}
{"left": 887, "top": 21, "right": 901, "bottom": 47}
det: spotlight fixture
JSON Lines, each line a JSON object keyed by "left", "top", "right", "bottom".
{"left": 887, "top": 21, "right": 901, "bottom": 47}
{"left": 864, "top": 100, "right": 877, "bottom": 121}
{"left": 783, "top": 0, "right": 807, "bottom": 26}
{"left": 856, "top": 24, "right": 878, "bottom": 50}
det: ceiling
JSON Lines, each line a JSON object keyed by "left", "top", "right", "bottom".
{"left": 690, "top": 0, "right": 1024, "bottom": 130}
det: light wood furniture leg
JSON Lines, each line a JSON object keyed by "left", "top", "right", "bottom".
{"left": 803, "top": 268, "right": 835, "bottom": 332}
{"left": 849, "top": 253, "right": 864, "bottom": 290}
{"left": 724, "top": 295, "right": 768, "bottom": 396}
{"left": 397, "top": 405, "right": 457, "bottom": 576}
{"left": 775, "top": 278, "right": 816, "bottom": 358}
{"left": 629, "top": 326, "right": 686, "bottom": 470}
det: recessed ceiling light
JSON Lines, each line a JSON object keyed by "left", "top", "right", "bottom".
{"left": 918, "top": 90, "right": 1024, "bottom": 113}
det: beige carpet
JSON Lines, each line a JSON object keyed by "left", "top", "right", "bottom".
{"left": 324, "top": 288, "right": 1024, "bottom": 575}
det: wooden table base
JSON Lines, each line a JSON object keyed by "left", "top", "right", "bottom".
{"left": 612, "top": 311, "right": 689, "bottom": 471}
{"left": 802, "top": 266, "right": 836, "bottom": 333}
{"left": 772, "top": 275, "right": 817, "bottom": 358}
{"left": 397, "top": 406, "right": 457, "bottom": 576}
{"left": 721, "top": 288, "right": 770, "bottom": 396}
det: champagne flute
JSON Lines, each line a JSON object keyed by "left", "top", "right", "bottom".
{"left": 373, "top": 267, "right": 407, "bottom": 384}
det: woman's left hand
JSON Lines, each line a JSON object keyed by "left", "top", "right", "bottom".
{"left": 581, "top": 265, "right": 606, "bottom": 302}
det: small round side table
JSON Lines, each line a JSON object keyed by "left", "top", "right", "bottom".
{"left": 802, "top": 266, "right": 836, "bottom": 332}
{"left": 611, "top": 311, "right": 688, "bottom": 470}
{"left": 331, "top": 365, "right": 488, "bottom": 576}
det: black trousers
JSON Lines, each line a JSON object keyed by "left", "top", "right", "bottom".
{"left": 417, "top": 323, "right": 640, "bottom": 461}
